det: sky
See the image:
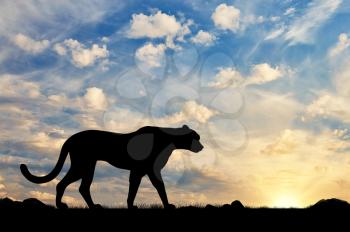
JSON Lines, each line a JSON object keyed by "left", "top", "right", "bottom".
{"left": 1, "top": 0, "right": 350, "bottom": 208}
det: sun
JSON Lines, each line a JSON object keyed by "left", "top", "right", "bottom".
{"left": 273, "top": 195, "right": 301, "bottom": 208}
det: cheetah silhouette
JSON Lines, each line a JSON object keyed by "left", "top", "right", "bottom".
{"left": 20, "top": 125, "right": 203, "bottom": 209}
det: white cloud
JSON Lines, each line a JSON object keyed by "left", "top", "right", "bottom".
{"left": 333, "top": 61, "right": 350, "bottom": 97}
{"left": 328, "top": 33, "right": 350, "bottom": 57}
{"left": 127, "top": 11, "right": 193, "bottom": 50}
{"left": 182, "top": 100, "right": 218, "bottom": 123}
{"left": 208, "top": 67, "right": 243, "bottom": 89}
{"left": 0, "top": 176, "right": 6, "bottom": 197}
{"left": 305, "top": 93, "right": 350, "bottom": 123}
{"left": 191, "top": 30, "right": 216, "bottom": 46}
{"left": 27, "top": 131, "right": 66, "bottom": 150}
{"left": 83, "top": 87, "right": 108, "bottom": 111}
{"left": 71, "top": 44, "right": 108, "bottom": 68}
{"left": 242, "top": 15, "right": 265, "bottom": 26}
{"left": 135, "top": 43, "right": 166, "bottom": 68}
{"left": 241, "top": 89, "right": 302, "bottom": 136}
{"left": 53, "top": 43, "right": 67, "bottom": 56}
{"left": 29, "top": 191, "right": 81, "bottom": 206}
{"left": 260, "top": 128, "right": 350, "bottom": 157}
{"left": 256, "top": 16, "right": 265, "bottom": 23}
{"left": 304, "top": 62, "right": 350, "bottom": 123}
{"left": 211, "top": 4, "right": 240, "bottom": 32}
{"left": 284, "top": 7, "right": 296, "bottom": 16}
{"left": 265, "top": 27, "right": 285, "bottom": 40}
{"left": 176, "top": 19, "right": 193, "bottom": 42}
{"left": 13, "top": 33, "right": 49, "bottom": 54}
{"left": 0, "top": 74, "right": 41, "bottom": 98}
{"left": 245, "top": 63, "right": 283, "bottom": 86}
{"left": 104, "top": 107, "right": 147, "bottom": 132}
{"left": 334, "top": 128, "right": 349, "bottom": 138}
{"left": 0, "top": 104, "right": 37, "bottom": 141}
{"left": 101, "top": 36, "right": 110, "bottom": 43}
{"left": 0, "top": 1, "right": 121, "bottom": 38}
{"left": 270, "top": 16, "right": 281, "bottom": 22}
{"left": 159, "top": 100, "right": 218, "bottom": 124}
{"left": 261, "top": 129, "right": 303, "bottom": 155}
{"left": 46, "top": 87, "right": 112, "bottom": 130}
{"left": 54, "top": 39, "right": 109, "bottom": 68}
{"left": 127, "top": 11, "right": 182, "bottom": 39}
{"left": 105, "top": 100, "right": 217, "bottom": 130}
{"left": 285, "top": 0, "right": 342, "bottom": 45}
{"left": 208, "top": 64, "right": 285, "bottom": 89}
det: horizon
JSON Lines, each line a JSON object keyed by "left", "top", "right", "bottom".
{"left": 1, "top": 0, "right": 350, "bottom": 208}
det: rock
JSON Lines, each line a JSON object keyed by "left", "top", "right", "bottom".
{"left": 205, "top": 204, "right": 216, "bottom": 209}
{"left": 231, "top": 200, "right": 244, "bottom": 209}
{"left": 310, "top": 198, "right": 350, "bottom": 210}
{"left": 0, "top": 197, "right": 15, "bottom": 208}
{"left": 22, "top": 198, "right": 51, "bottom": 209}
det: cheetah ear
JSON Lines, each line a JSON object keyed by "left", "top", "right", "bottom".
{"left": 182, "top": 124, "right": 189, "bottom": 129}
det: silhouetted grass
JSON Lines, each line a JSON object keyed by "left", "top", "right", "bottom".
{"left": 2, "top": 197, "right": 350, "bottom": 230}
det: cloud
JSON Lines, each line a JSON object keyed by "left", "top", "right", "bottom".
{"left": 208, "top": 67, "right": 243, "bottom": 89}
{"left": 328, "top": 33, "right": 350, "bottom": 57}
{"left": 181, "top": 101, "right": 218, "bottom": 123}
{"left": 333, "top": 61, "right": 350, "bottom": 97}
{"left": 208, "top": 64, "right": 285, "bottom": 89}
{"left": 261, "top": 128, "right": 350, "bottom": 157}
{"left": 0, "top": 0, "right": 122, "bottom": 38}
{"left": 127, "top": 11, "right": 182, "bottom": 39}
{"left": 104, "top": 99, "right": 217, "bottom": 137}
{"left": 26, "top": 132, "right": 66, "bottom": 151}
{"left": 304, "top": 62, "right": 350, "bottom": 123}
{"left": 211, "top": 4, "right": 240, "bottom": 32}
{"left": 135, "top": 43, "right": 166, "bottom": 68}
{"left": 241, "top": 89, "right": 302, "bottom": 136}
{"left": 29, "top": 190, "right": 81, "bottom": 206}
{"left": 176, "top": 19, "right": 193, "bottom": 42}
{"left": 284, "top": 7, "right": 296, "bottom": 16}
{"left": 12, "top": 33, "right": 49, "bottom": 54}
{"left": 333, "top": 128, "right": 349, "bottom": 139}
{"left": 285, "top": 0, "right": 342, "bottom": 45}
{"left": 190, "top": 30, "right": 216, "bottom": 46}
{"left": 175, "top": 167, "right": 229, "bottom": 191}
{"left": 270, "top": 16, "right": 281, "bottom": 22}
{"left": 46, "top": 86, "right": 113, "bottom": 130}
{"left": 47, "top": 87, "right": 110, "bottom": 130}
{"left": 53, "top": 43, "right": 67, "bottom": 56}
{"left": 0, "top": 105, "right": 37, "bottom": 141}
{"left": 242, "top": 15, "right": 265, "bottom": 27}
{"left": 54, "top": 39, "right": 109, "bottom": 68}
{"left": 305, "top": 93, "right": 350, "bottom": 123}
{"left": 83, "top": 87, "right": 109, "bottom": 111}
{"left": 128, "top": 11, "right": 195, "bottom": 70}
{"left": 261, "top": 129, "right": 303, "bottom": 155}
{"left": 159, "top": 100, "right": 218, "bottom": 125}
{"left": 0, "top": 176, "right": 6, "bottom": 198}
{"left": 101, "top": 36, "right": 110, "bottom": 43}
{"left": 105, "top": 100, "right": 217, "bottom": 130}
{"left": 245, "top": 63, "right": 283, "bottom": 86}
{"left": 265, "top": 27, "right": 286, "bottom": 40}
{"left": 0, "top": 74, "right": 41, "bottom": 98}
{"left": 127, "top": 10, "right": 192, "bottom": 48}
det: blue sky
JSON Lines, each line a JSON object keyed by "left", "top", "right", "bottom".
{"left": 1, "top": 0, "right": 350, "bottom": 208}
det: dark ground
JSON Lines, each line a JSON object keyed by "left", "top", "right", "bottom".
{"left": 1, "top": 198, "right": 350, "bottom": 229}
